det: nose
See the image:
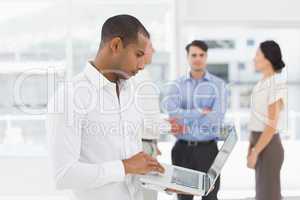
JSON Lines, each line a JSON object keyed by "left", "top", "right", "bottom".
{"left": 137, "top": 58, "right": 146, "bottom": 70}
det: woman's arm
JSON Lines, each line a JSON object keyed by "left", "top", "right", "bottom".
{"left": 247, "top": 99, "right": 283, "bottom": 168}
{"left": 253, "top": 99, "right": 283, "bottom": 154}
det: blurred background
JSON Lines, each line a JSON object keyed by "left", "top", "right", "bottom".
{"left": 0, "top": 0, "right": 299, "bottom": 199}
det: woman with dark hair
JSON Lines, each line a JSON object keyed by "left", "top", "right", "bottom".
{"left": 247, "top": 40, "right": 287, "bottom": 200}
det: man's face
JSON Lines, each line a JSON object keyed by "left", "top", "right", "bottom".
{"left": 117, "top": 33, "right": 149, "bottom": 79}
{"left": 187, "top": 46, "right": 208, "bottom": 71}
{"left": 144, "top": 41, "right": 155, "bottom": 65}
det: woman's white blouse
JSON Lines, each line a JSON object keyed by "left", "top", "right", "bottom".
{"left": 249, "top": 73, "right": 288, "bottom": 132}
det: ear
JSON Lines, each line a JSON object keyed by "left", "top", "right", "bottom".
{"left": 109, "top": 37, "right": 124, "bottom": 54}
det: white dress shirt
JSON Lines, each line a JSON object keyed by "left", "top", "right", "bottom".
{"left": 47, "top": 61, "right": 145, "bottom": 200}
{"left": 249, "top": 73, "right": 287, "bottom": 132}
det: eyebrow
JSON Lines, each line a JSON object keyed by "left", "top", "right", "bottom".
{"left": 191, "top": 53, "right": 205, "bottom": 55}
{"left": 137, "top": 49, "right": 145, "bottom": 55}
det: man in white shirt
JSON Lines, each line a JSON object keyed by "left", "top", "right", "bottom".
{"left": 134, "top": 43, "right": 166, "bottom": 200}
{"left": 46, "top": 15, "right": 166, "bottom": 200}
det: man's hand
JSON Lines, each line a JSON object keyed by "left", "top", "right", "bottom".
{"left": 122, "top": 152, "right": 165, "bottom": 175}
{"left": 165, "top": 188, "right": 196, "bottom": 196}
{"left": 155, "top": 146, "right": 162, "bottom": 156}
{"left": 167, "top": 117, "right": 188, "bottom": 136}
{"left": 202, "top": 108, "right": 212, "bottom": 115}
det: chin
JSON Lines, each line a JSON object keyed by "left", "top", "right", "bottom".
{"left": 125, "top": 72, "right": 137, "bottom": 79}
{"left": 254, "top": 65, "right": 262, "bottom": 72}
{"left": 254, "top": 67, "right": 262, "bottom": 73}
{"left": 123, "top": 76, "right": 131, "bottom": 80}
{"left": 192, "top": 67, "right": 204, "bottom": 72}
{"left": 119, "top": 73, "right": 131, "bottom": 80}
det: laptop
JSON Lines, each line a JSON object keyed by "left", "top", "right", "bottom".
{"left": 138, "top": 125, "right": 238, "bottom": 196}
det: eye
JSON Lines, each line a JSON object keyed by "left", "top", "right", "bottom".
{"left": 136, "top": 53, "right": 143, "bottom": 57}
{"left": 191, "top": 54, "right": 197, "bottom": 57}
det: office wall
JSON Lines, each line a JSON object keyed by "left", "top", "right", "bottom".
{"left": 174, "top": 0, "right": 300, "bottom": 80}
{"left": 180, "top": 0, "right": 300, "bottom": 22}
{"left": 0, "top": 157, "right": 67, "bottom": 197}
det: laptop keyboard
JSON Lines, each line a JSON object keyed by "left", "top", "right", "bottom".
{"left": 171, "top": 168, "right": 200, "bottom": 189}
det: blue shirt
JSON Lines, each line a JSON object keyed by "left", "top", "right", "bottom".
{"left": 162, "top": 71, "right": 228, "bottom": 141}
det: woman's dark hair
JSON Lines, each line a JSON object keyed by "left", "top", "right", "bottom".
{"left": 260, "top": 40, "right": 285, "bottom": 73}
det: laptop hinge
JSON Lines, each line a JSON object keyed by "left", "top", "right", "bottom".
{"left": 204, "top": 175, "right": 210, "bottom": 192}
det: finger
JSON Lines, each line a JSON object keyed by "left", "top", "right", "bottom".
{"left": 165, "top": 188, "right": 192, "bottom": 195}
{"left": 145, "top": 165, "right": 158, "bottom": 173}
{"left": 142, "top": 152, "right": 154, "bottom": 160}
{"left": 171, "top": 128, "right": 179, "bottom": 134}
{"left": 146, "top": 159, "right": 162, "bottom": 167}
{"left": 144, "top": 156, "right": 160, "bottom": 166}
{"left": 171, "top": 131, "right": 181, "bottom": 136}
{"left": 149, "top": 165, "right": 164, "bottom": 173}
{"left": 167, "top": 117, "right": 178, "bottom": 122}
{"left": 157, "top": 163, "right": 165, "bottom": 173}
{"left": 146, "top": 160, "right": 165, "bottom": 173}
{"left": 156, "top": 148, "right": 162, "bottom": 156}
{"left": 181, "top": 125, "right": 188, "bottom": 134}
{"left": 138, "top": 151, "right": 146, "bottom": 157}
{"left": 149, "top": 161, "right": 165, "bottom": 173}
{"left": 147, "top": 160, "right": 160, "bottom": 167}
{"left": 140, "top": 151, "right": 148, "bottom": 156}
{"left": 166, "top": 119, "right": 174, "bottom": 123}
{"left": 144, "top": 154, "right": 157, "bottom": 162}
{"left": 171, "top": 123, "right": 180, "bottom": 132}
{"left": 140, "top": 152, "right": 149, "bottom": 163}
{"left": 165, "top": 189, "right": 175, "bottom": 193}
{"left": 171, "top": 125, "right": 178, "bottom": 133}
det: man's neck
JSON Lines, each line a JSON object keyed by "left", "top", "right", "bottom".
{"left": 190, "top": 69, "right": 205, "bottom": 80}
{"left": 91, "top": 53, "right": 119, "bottom": 83}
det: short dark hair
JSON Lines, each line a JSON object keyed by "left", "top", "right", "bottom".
{"left": 100, "top": 14, "right": 150, "bottom": 48}
{"left": 260, "top": 40, "right": 285, "bottom": 73}
{"left": 185, "top": 40, "right": 208, "bottom": 53}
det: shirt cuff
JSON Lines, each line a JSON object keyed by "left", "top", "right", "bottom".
{"left": 102, "top": 160, "right": 126, "bottom": 182}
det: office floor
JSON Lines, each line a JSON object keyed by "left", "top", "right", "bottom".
{"left": 0, "top": 196, "right": 300, "bottom": 200}
{"left": 158, "top": 194, "right": 300, "bottom": 200}
{"left": 157, "top": 189, "right": 300, "bottom": 199}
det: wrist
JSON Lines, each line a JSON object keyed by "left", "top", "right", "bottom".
{"left": 122, "top": 159, "right": 130, "bottom": 175}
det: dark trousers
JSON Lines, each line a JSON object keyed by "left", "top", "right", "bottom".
{"left": 171, "top": 140, "right": 220, "bottom": 200}
{"left": 250, "top": 132, "right": 284, "bottom": 200}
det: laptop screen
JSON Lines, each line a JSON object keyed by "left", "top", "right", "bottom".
{"left": 207, "top": 126, "right": 238, "bottom": 182}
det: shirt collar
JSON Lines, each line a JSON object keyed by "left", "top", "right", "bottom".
{"left": 84, "top": 61, "right": 130, "bottom": 90}
{"left": 185, "top": 70, "right": 212, "bottom": 81}
{"left": 84, "top": 61, "right": 112, "bottom": 90}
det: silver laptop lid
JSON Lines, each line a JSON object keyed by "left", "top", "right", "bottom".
{"left": 206, "top": 125, "right": 238, "bottom": 193}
